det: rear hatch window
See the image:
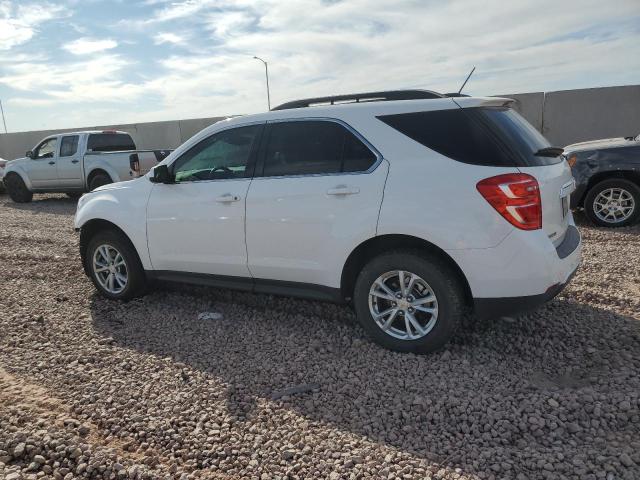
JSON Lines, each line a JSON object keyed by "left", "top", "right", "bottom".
{"left": 378, "top": 107, "right": 562, "bottom": 167}
{"left": 88, "top": 133, "right": 136, "bottom": 152}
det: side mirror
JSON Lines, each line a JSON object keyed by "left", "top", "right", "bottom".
{"left": 150, "top": 164, "right": 174, "bottom": 184}
{"left": 26, "top": 150, "right": 34, "bottom": 159}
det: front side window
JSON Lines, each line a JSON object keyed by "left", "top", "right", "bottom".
{"left": 173, "top": 125, "right": 261, "bottom": 183}
{"left": 60, "top": 136, "right": 79, "bottom": 157}
{"left": 34, "top": 138, "right": 57, "bottom": 159}
{"left": 262, "top": 120, "right": 377, "bottom": 177}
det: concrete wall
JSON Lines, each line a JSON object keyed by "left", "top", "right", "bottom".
{"left": 1, "top": 84, "right": 638, "bottom": 159}
{"left": 0, "top": 116, "right": 226, "bottom": 160}
{"left": 542, "top": 85, "right": 640, "bottom": 146}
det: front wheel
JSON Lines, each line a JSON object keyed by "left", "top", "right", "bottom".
{"left": 4, "top": 173, "right": 33, "bottom": 203}
{"left": 584, "top": 179, "right": 640, "bottom": 227}
{"left": 85, "top": 230, "right": 147, "bottom": 300}
{"left": 353, "top": 250, "right": 465, "bottom": 354}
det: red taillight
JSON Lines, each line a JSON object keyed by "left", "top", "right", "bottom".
{"left": 476, "top": 173, "right": 542, "bottom": 230}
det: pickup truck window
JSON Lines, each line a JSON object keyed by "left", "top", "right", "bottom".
{"left": 34, "top": 138, "right": 57, "bottom": 159}
{"left": 87, "top": 133, "right": 136, "bottom": 152}
{"left": 60, "top": 136, "right": 79, "bottom": 157}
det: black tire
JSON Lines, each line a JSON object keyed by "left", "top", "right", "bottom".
{"left": 4, "top": 173, "right": 33, "bottom": 203}
{"left": 584, "top": 178, "right": 640, "bottom": 227}
{"left": 85, "top": 229, "right": 147, "bottom": 300}
{"left": 89, "top": 173, "right": 112, "bottom": 191}
{"left": 353, "top": 250, "right": 465, "bottom": 354}
{"left": 66, "top": 192, "right": 82, "bottom": 199}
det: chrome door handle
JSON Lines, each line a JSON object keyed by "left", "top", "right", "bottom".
{"left": 327, "top": 185, "right": 360, "bottom": 196}
{"left": 215, "top": 193, "right": 241, "bottom": 203}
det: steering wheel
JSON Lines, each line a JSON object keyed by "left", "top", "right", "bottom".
{"left": 210, "top": 166, "right": 233, "bottom": 174}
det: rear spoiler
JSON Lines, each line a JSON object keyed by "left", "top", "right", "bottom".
{"left": 452, "top": 96, "right": 516, "bottom": 109}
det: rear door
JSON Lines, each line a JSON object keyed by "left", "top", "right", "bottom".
{"left": 26, "top": 136, "right": 59, "bottom": 188}
{"left": 56, "top": 134, "right": 83, "bottom": 188}
{"left": 245, "top": 119, "right": 388, "bottom": 288}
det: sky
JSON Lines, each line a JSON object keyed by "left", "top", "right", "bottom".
{"left": 0, "top": 0, "right": 639, "bottom": 133}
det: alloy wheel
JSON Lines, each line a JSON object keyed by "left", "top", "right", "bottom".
{"left": 368, "top": 270, "right": 439, "bottom": 340}
{"left": 593, "top": 188, "right": 635, "bottom": 224}
{"left": 92, "top": 244, "right": 128, "bottom": 294}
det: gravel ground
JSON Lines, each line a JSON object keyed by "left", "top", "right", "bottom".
{"left": 0, "top": 193, "right": 639, "bottom": 480}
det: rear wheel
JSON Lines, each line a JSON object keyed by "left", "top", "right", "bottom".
{"left": 89, "top": 173, "right": 112, "bottom": 191}
{"left": 584, "top": 179, "right": 640, "bottom": 227}
{"left": 85, "top": 230, "right": 147, "bottom": 300}
{"left": 5, "top": 173, "right": 33, "bottom": 203}
{"left": 353, "top": 250, "right": 464, "bottom": 354}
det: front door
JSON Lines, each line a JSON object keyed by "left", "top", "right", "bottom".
{"left": 26, "top": 136, "right": 59, "bottom": 188}
{"left": 146, "top": 124, "right": 263, "bottom": 277}
{"left": 56, "top": 135, "right": 83, "bottom": 188}
{"left": 245, "top": 119, "right": 388, "bottom": 288}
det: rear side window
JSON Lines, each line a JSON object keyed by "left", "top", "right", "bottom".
{"left": 261, "top": 120, "right": 377, "bottom": 177}
{"left": 378, "top": 107, "right": 559, "bottom": 167}
{"left": 60, "top": 135, "right": 79, "bottom": 157}
{"left": 87, "top": 133, "right": 135, "bottom": 152}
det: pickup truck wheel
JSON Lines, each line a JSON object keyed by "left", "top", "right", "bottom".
{"left": 89, "top": 173, "right": 113, "bottom": 191}
{"left": 5, "top": 173, "right": 33, "bottom": 203}
{"left": 584, "top": 179, "right": 640, "bottom": 227}
{"left": 86, "top": 230, "right": 147, "bottom": 300}
{"left": 353, "top": 250, "right": 464, "bottom": 354}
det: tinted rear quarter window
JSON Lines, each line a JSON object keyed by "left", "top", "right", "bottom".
{"left": 88, "top": 133, "right": 136, "bottom": 152}
{"left": 378, "top": 107, "right": 559, "bottom": 167}
{"left": 261, "top": 120, "right": 377, "bottom": 177}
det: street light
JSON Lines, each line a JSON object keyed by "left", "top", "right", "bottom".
{"left": 253, "top": 56, "right": 271, "bottom": 111}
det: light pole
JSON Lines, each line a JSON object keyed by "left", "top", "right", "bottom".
{"left": 253, "top": 56, "right": 271, "bottom": 110}
{"left": 0, "top": 99, "right": 7, "bottom": 134}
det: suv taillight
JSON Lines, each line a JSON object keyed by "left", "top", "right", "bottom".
{"left": 476, "top": 173, "right": 542, "bottom": 230}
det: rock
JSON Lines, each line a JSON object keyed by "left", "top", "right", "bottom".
{"left": 619, "top": 453, "right": 633, "bottom": 467}
{"left": 197, "top": 312, "right": 223, "bottom": 321}
{"left": 13, "top": 443, "right": 26, "bottom": 458}
{"left": 547, "top": 398, "right": 559, "bottom": 408}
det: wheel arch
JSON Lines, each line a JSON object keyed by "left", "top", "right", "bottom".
{"left": 4, "top": 168, "right": 33, "bottom": 191}
{"left": 579, "top": 170, "right": 640, "bottom": 206}
{"left": 340, "top": 234, "right": 473, "bottom": 306}
{"left": 86, "top": 168, "right": 115, "bottom": 189}
{"left": 79, "top": 218, "right": 141, "bottom": 276}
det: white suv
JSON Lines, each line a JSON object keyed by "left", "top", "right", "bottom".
{"left": 74, "top": 90, "right": 582, "bottom": 353}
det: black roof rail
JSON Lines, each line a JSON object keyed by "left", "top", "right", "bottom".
{"left": 443, "top": 92, "right": 470, "bottom": 97}
{"left": 271, "top": 89, "right": 445, "bottom": 111}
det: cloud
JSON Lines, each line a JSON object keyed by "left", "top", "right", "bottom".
{"left": 154, "top": 32, "right": 186, "bottom": 45}
{"left": 62, "top": 37, "right": 118, "bottom": 55}
{"left": 3, "top": 0, "right": 640, "bottom": 133}
{"left": 0, "top": 1, "right": 68, "bottom": 50}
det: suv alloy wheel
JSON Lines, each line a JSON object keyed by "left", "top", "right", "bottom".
{"left": 354, "top": 250, "right": 465, "bottom": 353}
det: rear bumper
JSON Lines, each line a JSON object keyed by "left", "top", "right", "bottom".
{"left": 473, "top": 265, "right": 578, "bottom": 319}
{"left": 471, "top": 224, "right": 581, "bottom": 319}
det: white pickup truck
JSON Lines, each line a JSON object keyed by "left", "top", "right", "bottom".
{"left": 2, "top": 130, "right": 171, "bottom": 203}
